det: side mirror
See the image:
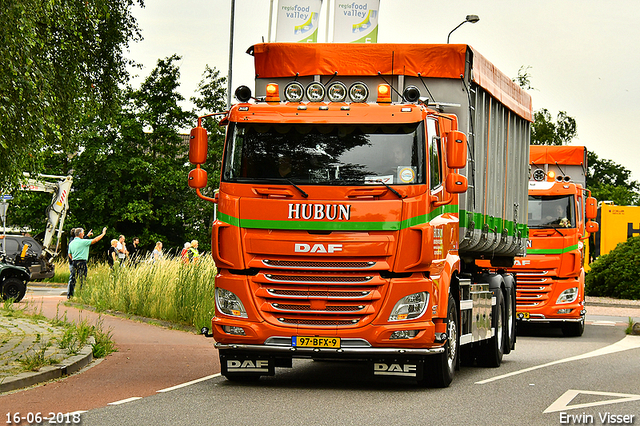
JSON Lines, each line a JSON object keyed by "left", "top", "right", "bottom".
{"left": 585, "top": 220, "right": 599, "bottom": 234}
{"left": 188, "top": 167, "right": 208, "bottom": 189}
{"left": 585, "top": 197, "right": 597, "bottom": 220}
{"left": 446, "top": 130, "right": 467, "bottom": 169}
{"left": 189, "top": 126, "right": 208, "bottom": 165}
{"left": 445, "top": 173, "right": 468, "bottom": 193}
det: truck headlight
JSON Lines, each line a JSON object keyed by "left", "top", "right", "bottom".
{"left": 215, "top": 288, "right": 248, "bottom": 318}
{"left": 388, "top": 292, "right": 429, "bottom": 321}
{"left": 556, "top": 287, "right": 578, "bottom": 304}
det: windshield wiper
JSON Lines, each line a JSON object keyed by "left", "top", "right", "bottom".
{"left": 372, "top": 180, "right": 405, "bottom": 199}
{"left": 285, "top": 178, "right": 308, "bottom": 198}
{"left": 239, "top": 177, "right": 308, "bottom": 198}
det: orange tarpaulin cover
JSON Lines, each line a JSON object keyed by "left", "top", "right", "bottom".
{"left": 250, "top": 43, "right": 532, "bottom": 121}
{"left": 530, "top": 146, "right": 586, "bottom": 166}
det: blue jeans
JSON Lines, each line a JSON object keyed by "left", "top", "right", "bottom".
{"left": 68, "top": 260, "right": 87, "bottom": 297}
{"left": 67, "top": 262, "right": 75, "bottom": 297}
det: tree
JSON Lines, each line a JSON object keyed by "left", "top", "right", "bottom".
{"left": 68, "top": 55, "right": 206, "bottom": 254}
{"left": 190, "top": 65, "right": 228, "bottom": 191}
{"left": 0, "top": 0, "right": 143, "bottom": 190}
{"left": 530, "top": 109, "right": 577, "bottom": 146}
{"left": 587, "top": 151, "right": 640, "bottom": 206}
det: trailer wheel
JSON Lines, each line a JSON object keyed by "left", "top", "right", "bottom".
{"left": 2, "top": 278, "right": 26, "bottom": 302}
{"left": 477, "top": 289, "right": 505, "bottom": 368}
{"left": 421, "top": 294, "right": 458, "bottom": 387}
{"left": 503, "top": 284, "right": 516, "bottom": 354}
{"left": 561, "top": 317, "right": 585, "bottom": 337}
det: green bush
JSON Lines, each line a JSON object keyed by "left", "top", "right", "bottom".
{"left": 586, "top": 236, "right": 640, "bottom": 299}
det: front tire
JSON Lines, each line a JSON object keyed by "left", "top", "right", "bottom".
{"left": 561, "top": 317, "right": 585, "bottom": 337}
{"left": 2, "top": 278, "right": 26, "bottom": 302}
{"left": 421, "top": 294, "right": 458, "bottom": 388}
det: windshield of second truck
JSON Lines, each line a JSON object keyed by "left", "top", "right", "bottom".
{"left": 222, "top": 122, "right": 426, "bottom": 186}
{"left": 528, "top": 195, "right": 576, "bottom": 228}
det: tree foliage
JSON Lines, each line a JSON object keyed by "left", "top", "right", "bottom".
{"left": 530, "top": 109, "right": 577, "bottom": 146}
{"left": 7, "top": 58, "right": 229, "bottom": 257}
{"left": 587, "top": 151, "right": 640, "bottom": 206}
{"left": 190, "top": 65, "right": 228, "bottom": 191}
{"left": 0, "top": 0, "right": 143, "bottom": 190}
{"left": 586, "top": 236, "right": 640, "bottom": 299}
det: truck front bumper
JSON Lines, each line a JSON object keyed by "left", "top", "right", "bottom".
{"left": 215, "top": 337, "right": 444, "bottom": 357}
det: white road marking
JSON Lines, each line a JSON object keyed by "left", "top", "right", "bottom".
{"left": 107, "top": 397, "right": 142, "bottom": 405}
{"left": 476, "top": 335, "right": 640, "bottom": 384}
{"left": 544, "top": 389, "right": 640, "bottom": 413}
{"left": 157, "top": 373, "right": 221, "bottom": 393}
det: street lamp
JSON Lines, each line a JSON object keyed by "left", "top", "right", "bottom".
{"left": 447, "top": 15, "right": 480, "bottom": 44}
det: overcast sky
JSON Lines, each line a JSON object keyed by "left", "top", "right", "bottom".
{"left": 127, "top": 0, "right": 640, "bottom": 181}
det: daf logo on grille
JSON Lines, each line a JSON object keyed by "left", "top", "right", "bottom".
{"left": 295, "top": 243, "right": 343, "bottom": 254}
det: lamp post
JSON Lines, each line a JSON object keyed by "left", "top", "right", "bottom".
{"left": 447, "top": 15, "right": 480, "bottom": 44}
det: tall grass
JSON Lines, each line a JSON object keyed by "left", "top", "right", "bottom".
{"left": 73, "top": 255, "right": 217, "bottom": 330}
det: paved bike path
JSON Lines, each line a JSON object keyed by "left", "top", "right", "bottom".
{"left": 0, "top": 294, "right": 219, "bottom": 416}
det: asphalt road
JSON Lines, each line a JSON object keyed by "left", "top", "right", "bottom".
{"left": 81, "top": 325, "right": 640, "bottom": 426}
{"left": 2, "top": 291, "right": 638, "bottom": 426}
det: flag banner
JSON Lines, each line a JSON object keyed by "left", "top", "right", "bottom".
{"left": 333, "top": 0, "right": 379, "bottom": 43}
{"left": 275, "top": 0, "right": 323, "bottom": 42}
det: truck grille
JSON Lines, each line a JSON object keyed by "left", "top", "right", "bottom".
{"left": 263, "top": 259, "right": 376, "bottom": 269}
{"left": 255, "top": 271, "right": 385, "bottom": 328}
{"left": 515, "top": 271, "right": 553, "bottom": 308}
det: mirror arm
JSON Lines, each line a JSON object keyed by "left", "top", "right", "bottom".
{"left": 196, "top": 188, "right": 218, "bottom": 204}
{"left": 432, "top": 195, "right": 453, "bottom": 207}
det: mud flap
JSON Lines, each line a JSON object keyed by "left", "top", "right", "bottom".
{"left": 371, "top": 358, "right": 425, "bottom": 380}
{"left": 220, "top": 352, "right": 276, "bottom": 377}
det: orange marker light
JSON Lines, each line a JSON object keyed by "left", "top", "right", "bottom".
{"left": 548, "top": 170, "right": 555, "bottom": 181}
{"left": 265, "top": 83, "right": 280, "bottom": 102}
{"left": 377, "top": 84, "right": 392, "bottom": 103}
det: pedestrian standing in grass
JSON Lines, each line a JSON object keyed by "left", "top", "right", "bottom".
{"left": 127, "top": 237, "right": 142, "bottom": 267}
{"left": 152, "top": 241, "right": 163, "bottom": 262}
{"left": 67, "top": 228, "right": 93, "bottom": 297}
{"left": 67, "top": 228, "right": 76, "bottom": 295}
{"left": 107, "top": 239, "right": 118, "bottom": 269}
{"left": 181, "top": 242, "right": 191, "bottom": 264}
{"left": 68, "top": 227, "right": 107, "bottom": 298}
{"left": 188, "top": 240, "right": 201, "bottom": 263}
{"left": 116, "top": 234, "right": 128, "bottom": 266}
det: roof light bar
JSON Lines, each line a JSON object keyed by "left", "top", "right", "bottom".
{"left": 284, "top": 82, "right": 304, "bottom": 102}
{"left": 327, "top": 82, "right": 347, "bottom": 102}
{"left": 306, "top": 82, "right": 326, "bottom": 102}
{"left": 349, "top": 82, "right": 369, "bottom": 103}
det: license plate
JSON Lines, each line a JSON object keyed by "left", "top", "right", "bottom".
{"left": 517, "top": 311, "right": 530, "bottom": 319}
{"left": 292, "top": 336, "right": 341, "bottom": 348}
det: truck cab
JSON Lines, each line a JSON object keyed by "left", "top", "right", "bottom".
{"left": 511, "top": 146, "right": 598, "bottom": 336}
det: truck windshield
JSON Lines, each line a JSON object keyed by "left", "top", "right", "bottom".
{"left": 222, "top": 122, "right": 425, "bottom": 185}
{"left": 528, "top": 195, "right": 575, "bottom": 228}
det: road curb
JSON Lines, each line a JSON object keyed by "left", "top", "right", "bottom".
{"left": 0, "top": 343, "right": 93, "bottom": 394}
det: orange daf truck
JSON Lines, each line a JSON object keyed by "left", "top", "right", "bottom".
{"left": 511, "top": 146, "right": 598, "bottom": 336}
{"left": 189, "top": 43, "right": 532, "bottom": 387}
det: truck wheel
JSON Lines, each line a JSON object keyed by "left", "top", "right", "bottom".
{"left": 477, "top": 289, "right": 505, "bottom": 368}
{"left": 421, "top": 294, "right": 458, "bottom": 387}
{"left": 503, "top": 284, "right": 516, "bottom": 354}
{"left": 561, "top": 317, "right": 585, "bottom": 337}
{"left": 2, "top": 278, "right": 26, "bottom": 302}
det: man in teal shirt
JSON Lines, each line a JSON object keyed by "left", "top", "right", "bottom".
{"left": 67, "top": 226, "right": 107, "bottom": 298}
